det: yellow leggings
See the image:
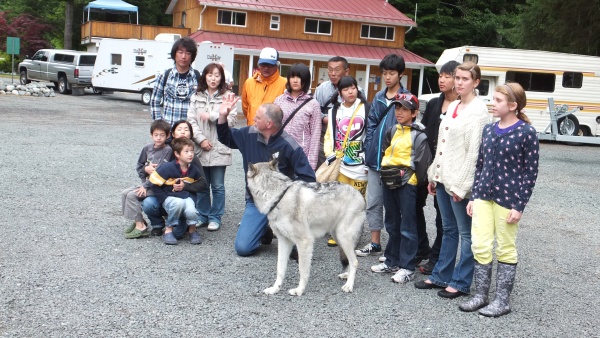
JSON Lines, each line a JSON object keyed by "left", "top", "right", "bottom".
{"left": 471, "top": 199, "right": 519, "bottom": 264}
{"left": 337, "top": 173, "right": 367, "bottom": 199}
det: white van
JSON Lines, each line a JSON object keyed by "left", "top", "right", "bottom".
{"left": 421, "top": 46, "right": 600, "bottom": 137}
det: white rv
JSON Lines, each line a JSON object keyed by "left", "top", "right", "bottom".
{"left": 422, "top": 46, "right": 600, "bottom": 137}
{"left": 92, "top": 35, "right": 234, "bottom": 104}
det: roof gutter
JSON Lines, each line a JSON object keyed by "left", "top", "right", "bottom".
{"left": 406, "top": 3, "right": 417, "bottom": 34}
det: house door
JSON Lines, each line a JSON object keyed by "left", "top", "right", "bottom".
{"left": 232, "top": 59, "right": 241, "bottom": 95}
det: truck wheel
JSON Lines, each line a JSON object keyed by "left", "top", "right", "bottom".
{"left": 141, "top": 89, "right": 152, "bottom": 105}
{"left": 58, "top": 76, "right": 71, "bottom": 94}
{"left": 558, "top": 114, "right": 580, "bottom": 136}
{"left": 20, "top": 70, "right": 31, "bottom": 85}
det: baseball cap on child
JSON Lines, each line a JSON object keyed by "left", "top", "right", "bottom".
{"left": 258, "top": 47, "right": 279, "bottom": 65}
{"left": 391, "top": 93, "right": 419, "bottom": 111}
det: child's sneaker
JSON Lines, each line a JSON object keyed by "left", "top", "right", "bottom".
{"left": 371, "top": 262, "right": 399, "bottom": 273}
{"left": 379, "top": 256, "right": 387, "bottom": 263}
{"left": 391, "top": 269, "right": 415, "bottom": 284}
{"left": 163, "top": 232, "right": 177, "bottom": 245}
{"left": 189, "top": 231, "right": 202, "bottom": 245}
{"left": 355, "top": 243, "right": 382, "bottom": 257}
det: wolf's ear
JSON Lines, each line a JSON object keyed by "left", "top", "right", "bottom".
{"left": 248, "top": 162, "right": 256, "bottom": 177}
{"left": 269, "top": 158, "right": 278, "bottom": 170}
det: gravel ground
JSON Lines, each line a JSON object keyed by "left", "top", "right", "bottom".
{"left": 0, "top": 90, "right": 599, "bottom": 337}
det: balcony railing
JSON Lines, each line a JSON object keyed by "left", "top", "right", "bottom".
{"left": 81, "top": 21, "right": 191, "bottom": 42}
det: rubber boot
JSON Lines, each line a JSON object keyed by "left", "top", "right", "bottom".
{"left": 479, "top": 262, "right": 517, "bottom": 317}
{"left": 459, "top": 262, "right": 492, "bottom": 312}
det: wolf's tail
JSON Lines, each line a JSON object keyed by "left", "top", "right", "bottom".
{"left": 339, "top": 248, "right": 349, "bottom": 269}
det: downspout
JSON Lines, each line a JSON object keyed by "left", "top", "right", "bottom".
{"left": 198, "top": 5, "right": 207, "bottom": 30}
{"left": 405, "top": 3, "right": 417, "bottom": 34}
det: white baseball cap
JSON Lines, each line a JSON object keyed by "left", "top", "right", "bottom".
{"left": 258, "top": 47, "right": 278, "bottom": 65}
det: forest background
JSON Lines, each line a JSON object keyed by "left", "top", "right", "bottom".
{"left": 0, "top": 0, "right": 598, "bottom": 93}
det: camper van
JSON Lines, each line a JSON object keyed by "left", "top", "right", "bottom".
{"left": 420, "top": 46, "right": 600, "bottom": 137}
{"left": 92, "top": 35, "right": 234, "bottom": 104}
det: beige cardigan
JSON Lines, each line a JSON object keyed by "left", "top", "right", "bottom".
{"left": 427, "top": 97, "right": 491, "bottom": 198}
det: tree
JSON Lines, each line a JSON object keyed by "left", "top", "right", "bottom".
{"left": 64, "top": 0, "right": 74, "bottom": 49}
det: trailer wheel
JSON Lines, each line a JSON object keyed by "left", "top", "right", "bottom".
{"left": 20, "top": 70, "right": 31, "bottom": 85}
{"left": 58, "top": 76, "right": 71, "bottom": 94}
{"left": 141, "top": 89, "right": 152, "bottom": 105}
{"left": 557, "top": 114, "right": 580, "bottom": 136}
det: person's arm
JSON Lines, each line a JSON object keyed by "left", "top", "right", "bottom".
{"left": 217, "top": 93, "right": 240, "bottom": 149}
{"left": 148, "top": 165, "right": 168, "bottom": 204}
{"left": 413, "top": 132, "right": 432, "bottom": 186}
{"left": 136, "top": 145, "right": 149, "bottom": 183}
{"left": 470, "top": 127, "right": 488, "bottom": 201}
{"left": 515, "top": 127, "right": 540, "bottom": 212}
{"left": 307, "top": 100, "right": 322, "bottom": 170}
{"left": 241, "top": 80, "right": 250, "bottom": 121}
{"left": 364, "top": 98, "right": 385, "bottom": 152}
{"left": 150, "top": 71, "right": 166, "bottom": 120}
{"left": 323, "top": 107, "right": 334, "bottom": 158}
{"left": 188, "top": 100, "right": 208, "bottom": 146}
{"left": 291, "top": 148, "right": 316, "bottom": 182}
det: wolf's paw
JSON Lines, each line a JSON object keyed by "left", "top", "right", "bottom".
{"left": 341, "top": 283, "right": 354, "bottom": 293}
{"left": 338, "top": 272, "right": 349, "bottom": 280}
{"left": 288, "top": 287, "right": 304, "bottom": 296}
{"left": 263, "top": 286, "right": 281, "bottom": 295}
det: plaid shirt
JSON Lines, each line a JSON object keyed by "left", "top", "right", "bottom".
{"left": 150, "top": 66, "right": 199, "bottom": 126}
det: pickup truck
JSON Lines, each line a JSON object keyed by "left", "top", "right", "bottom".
{"left": 18, "top": 49, "right": 97, "bottom": 94}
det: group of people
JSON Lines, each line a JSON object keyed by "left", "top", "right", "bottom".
{"left": 120, "top": 37, "right": 540, "bottom": 318}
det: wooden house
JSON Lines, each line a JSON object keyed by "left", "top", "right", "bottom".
{"left": 165, "top": 0, "right": 433, "bottom": 99}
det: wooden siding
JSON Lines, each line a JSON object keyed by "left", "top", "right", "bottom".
{"left": 81, "top": 21, "right": 190, "bottom": 41}
{"left": 199, "top": 8, "right": 405, "bottom": 48}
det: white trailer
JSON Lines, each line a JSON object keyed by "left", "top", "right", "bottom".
{"left": 424, "top": 46, "right": 600, "bottom": 138}
{"left": 92, "top": 35, "right": 234, "bottom": 104}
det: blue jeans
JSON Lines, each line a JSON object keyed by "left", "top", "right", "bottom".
{"left": 428, "top": 184, "right": 474, "bottom": 293}
{"left": 382, "top": 184, "right": 418, "bottom": 271}
{"left": 142, "top": 196, "right": 189, "bottom": 239}
{"left": 196, "top": 166, "right": 226, "bottom": 224}
{"left": 235, "top": 200, "right": 269, "bottom": 257}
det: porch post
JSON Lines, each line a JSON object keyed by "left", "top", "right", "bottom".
{"left": 418, "top": 66, "right": 424, "bottom": 96}
{"left": 364, "top": 64, "right": 370, "bottom": 98}
{"left": 248, "top": 54, "right": 254, "bottom": 78}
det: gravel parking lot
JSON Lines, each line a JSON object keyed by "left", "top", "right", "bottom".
{"left": 0, "top": 89, "right": 598, "bottom": 337}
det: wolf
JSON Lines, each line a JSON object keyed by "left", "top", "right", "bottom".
{"left": 246, "top": 160, "right": 365, "bottom": 296}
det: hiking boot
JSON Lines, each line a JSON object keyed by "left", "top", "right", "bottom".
{"left": 479, "top": 263, "right": 517, "bottom": 317}
{"left": 459, "top": 262, "right": 493, "bottom": 312}
{"left": 207, "top": 221, "right": 221, "bottom": 231}
{"left": 391, "top": 268, "right": 416, "bottom": 284}
{"left": 327, "top": 236, "right": 337, "bottom": 247}
{"left": 162, "top": 232, "right": 177, "bottom": 245}
{"left": 355, "top": 243, "right": 382, "bottom": 257}
{"left": 261, "top": 227, "right": 273, "bottom": 245}
{"left": 371, "top": 262, "right": 399, "bottom": 273}
{"left": 189, "top": 231, "right": 202, "bottom": 245}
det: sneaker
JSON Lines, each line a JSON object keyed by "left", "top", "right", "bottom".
{"left": 371, "top": 262, "right": 399, "bottom": 273}
{"left": 355, "top": 243, "right": 382, "bottom": 257}
{"left": 189, "top": 231, "right": 202, "bottom": 245}
{"left": 391, "top": 269, "right": 416, "bottom": 284}
{"left": 327, "top": 236, "right": 338, "bottom": 247}
{"left": 162, "top": 232, "right": 177, "bottom": 245}
{"left": 261, "top": 227, "right": 274, "bottom": 245}
{"left": 379, "top": 256, "right": 387, "bottom": 263}
{"left": 207, "top": 221, "right": 221, "bottom": 231}
{"left": 419, "top": 261, "right": 435, "bottom": 275}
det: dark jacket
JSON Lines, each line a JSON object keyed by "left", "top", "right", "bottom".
{"left": 217, "top": 122, "right": 316, "bottom": 200}
{"left": 149, "top": 160, "right": 203, "bottom": 204}
{"left": 420, "top": 93, "right": 445, "bottom": 157}
{"left": 364, "top": 86, "right": 411, "bottom": 170}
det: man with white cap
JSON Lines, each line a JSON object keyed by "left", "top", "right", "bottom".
{"left": 241, "top": 47, "right": 287, "bottom": 126}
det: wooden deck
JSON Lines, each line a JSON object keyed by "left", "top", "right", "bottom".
{"left": 81, "top": 21, "right": 191, "bottom": 42}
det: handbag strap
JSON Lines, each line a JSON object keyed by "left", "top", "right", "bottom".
{"left": 281, "top": 96, "right": 313, "bottom": 130}
{"left": 340, "top": 102, "right": 363, "bottom": 151}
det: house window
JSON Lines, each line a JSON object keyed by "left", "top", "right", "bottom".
{"left": 304, "top": 18, "right": 331, "bottom": 35}
{"left": 360, "top": 24, "right": 394, "bottom": 41}
{"left": 463, "top": 53, "right": 479, "bottom": 64}
{"left": 181, "top": 11, "right": 187, "bottom": 27}
{"left": 270, "top": 15, "right": 280, "bottom": 31}
{"left": 111, "top": 54, "right": 122, "bottom": 66}
{"left": 217, "top": 9, "right": 247, "bottom": 27}
{"left": 506, "top": 71, "right": 555, "bottom": 92}
{"left": 562, "top": 72, "right": 583, "bottom": 88}
{"left": 135, "top": 56, "right": 145, "bottom": 67}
